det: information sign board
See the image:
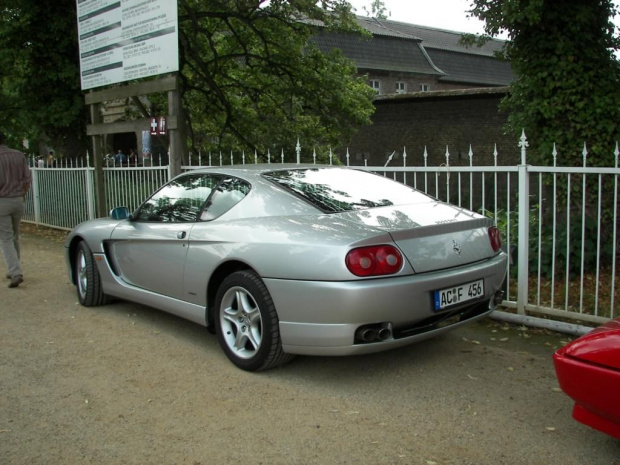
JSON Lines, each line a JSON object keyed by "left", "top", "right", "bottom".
{"left": 76, "top": 0, "right": 179, "bottom": 90}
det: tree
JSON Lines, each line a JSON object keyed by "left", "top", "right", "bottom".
{"left": 177, "top": 0, "right": 375, "bottom": 159}
{"left": 467, "top": 0, "right": 620, "bottom": 166}
{"left": 0, "top": 1, "right": 376, "bottom": 161}
{"left": 0, "top": 0, "right": 88, "bottom": 157}
{"left": 361, "top": 0, "right": 389, "bottom": 19}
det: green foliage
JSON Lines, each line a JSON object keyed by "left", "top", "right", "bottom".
{"left": 1, "top": 1, "right": 375, "bottom": 163}
{"left": 483, "top": 204, "right": 614, "bottom": 278}
{"left": 468, "top": 0, "right": 620, "bottom": 167}
{"left": 360, "top": 0, "right": 389, "bottom": 19}
{"left": 0, "top": 0, "right": 89, "bottom": 156}
{"left": 538, "top": 216, "right": 614, "bottom": 277}
{"left": 178, "top": 0, "right": 376, "bottom": 159}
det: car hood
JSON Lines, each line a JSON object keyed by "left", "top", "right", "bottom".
{"left": 556, "top": 318, "right": 620, "bottom": 370}
{"left": 334, "top": 202, "right": 497, "bottom": 273}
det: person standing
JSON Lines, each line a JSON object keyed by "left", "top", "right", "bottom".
{"left": 0, "top": 131, "right": 32, "bottom": 288}
{"left": 114, "top": 149, "right": 126, "bottom": 166}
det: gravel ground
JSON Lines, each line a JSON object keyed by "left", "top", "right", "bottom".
{"left": 1, "top": 227, "right": 619, "bottom": 464}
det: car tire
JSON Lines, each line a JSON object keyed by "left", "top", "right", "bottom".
{"left": 75, "top": 241, "right": 110, "bottom": 307}
{"left": 214, "top": 270, "right": 294, "bottom": 371}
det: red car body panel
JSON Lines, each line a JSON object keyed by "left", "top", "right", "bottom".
{"left": 553, "top": 318, "right": 620, "bottom": 439}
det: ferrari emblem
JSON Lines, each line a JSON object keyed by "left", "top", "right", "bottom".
{"left": 452, "top": 240, "right": 462, "bottom": 256}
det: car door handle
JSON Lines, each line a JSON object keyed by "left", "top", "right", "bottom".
{"left": 177, "top": 231, "right": 187, "bottom": 239}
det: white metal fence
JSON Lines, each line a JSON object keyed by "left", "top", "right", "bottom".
{"left": 23, "top": 134, "right": 619, "bottom": 324}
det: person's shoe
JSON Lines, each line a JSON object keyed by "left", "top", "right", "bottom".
{"left": 8, "top": 275, "right": 23, "bottom": 288}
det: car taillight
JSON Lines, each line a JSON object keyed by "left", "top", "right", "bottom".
{"left": 488, "top": 226, "right": 502, "bottom": 253}
{"left": 345, "top": 245, "right": 403, "bottom": 277}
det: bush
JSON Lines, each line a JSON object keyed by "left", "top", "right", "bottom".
{"left": 481, "top": 205, "right": 613, "bottom": 278}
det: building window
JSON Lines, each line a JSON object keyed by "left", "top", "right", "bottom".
{"left": 420, "top": 84, "right": 429, "bottom": 92}
{"left": 369, "top": 80, "right": 381, "bottom": 94}
{"left": 396, "top": 82, "right": 406, "bottom": 94}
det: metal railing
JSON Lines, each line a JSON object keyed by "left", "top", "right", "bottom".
{"left": 23, "top": 134, "right": 619, "bottom": 324}
{"left": 361, "top": 136, "right": 619, "bottom": 324}
{"left": 24, "top": 157, "right": 170, "bottom": 223}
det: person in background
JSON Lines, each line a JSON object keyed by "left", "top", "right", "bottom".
{"left": 36, "top": 156, "right": 44, "bottom": 168}
{"left": 0, "top": 131, "right": 32, "bottom": 288}
{"left": 114, "top": 149, "right": 126, "bottom": 166}
{"left": 46, "top": 151, "right": 54, "bottom": 168}
{"left": 104, "top": 152, "right": 113, "bottom": 166}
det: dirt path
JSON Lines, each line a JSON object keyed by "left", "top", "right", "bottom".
{"left": 1, "top": 227, "right": 619, "bottom": 464}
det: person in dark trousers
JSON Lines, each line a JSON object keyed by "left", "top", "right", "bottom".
{"left": 0, "top": 131, "right": 32, "bottom": 288}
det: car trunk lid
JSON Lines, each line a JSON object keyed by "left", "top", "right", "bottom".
{"left": 334, "top": 202, "right": 496, "bottom": 273}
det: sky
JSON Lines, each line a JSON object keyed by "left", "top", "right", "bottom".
{"left": 346, "top": 0, "right": 620, "bottom": 39}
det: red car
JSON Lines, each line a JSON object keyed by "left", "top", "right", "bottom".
{"left": 553, "top": 318, "right": 620, "bottom": 439}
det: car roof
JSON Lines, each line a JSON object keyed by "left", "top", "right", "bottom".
{"left": 180, "top": 164, "right": 347, "bottom": 178}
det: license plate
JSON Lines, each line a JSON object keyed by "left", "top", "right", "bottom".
{"left": 433, "top": 279, "right": 484, "bottom": 311}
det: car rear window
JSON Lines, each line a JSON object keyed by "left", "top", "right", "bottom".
{"left": 262, "top": 168, "right": 431, "bottom": 213}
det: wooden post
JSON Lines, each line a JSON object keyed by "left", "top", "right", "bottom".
{"left": 168, "top": 73, "right": 186, "bottom": 177}
{"left": 84, "top": 74, "right": 182, "bottom": 209}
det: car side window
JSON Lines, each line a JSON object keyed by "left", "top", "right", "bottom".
{"left": 201, "top": 177, "right": 251, "bottom": 221}
{"left": 135, "top": 174, "right": 223, "bottom": 222}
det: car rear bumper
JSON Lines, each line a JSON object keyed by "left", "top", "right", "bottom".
{"left": 280, "top": 301, "right": 494, "bottom": 355}
{"left": 553, "top": 352, "right": 620, "bottom": 439}
{"left": 266, "top": 253, "right": 507, "bottom": 355}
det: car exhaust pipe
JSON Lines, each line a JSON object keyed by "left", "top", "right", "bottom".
{"left": 356, "top": 328, "right": 377, "bottom": 342}
{"left": 355, "top": 325, "right": 392, "bottom": 343}
{"left": 377, "top": 328, "right": 391, "bottom": 341}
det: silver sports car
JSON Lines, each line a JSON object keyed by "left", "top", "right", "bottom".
{"left": 65, "top": 165, "right": 507, "bottom": 371}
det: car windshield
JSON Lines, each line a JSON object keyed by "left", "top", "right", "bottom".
{"left": 262, "top": 168, "right": 431, "bottom": 213}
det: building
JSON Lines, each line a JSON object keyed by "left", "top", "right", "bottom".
{"left": 313, "top": 16, "right": 514, "bottom": 95}
{"left": 313, "top": 16, "right": 518, "bottom": 166}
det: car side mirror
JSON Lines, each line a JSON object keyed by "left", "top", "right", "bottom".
{"left": 110, "top": 206, "right": 132, "bottom": 220}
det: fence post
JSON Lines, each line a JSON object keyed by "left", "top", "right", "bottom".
{"left": 517, "top": 130, "right": 530, "bottom": 315}
{"left": 32, "top": 169, "right": 41, "bottom": 225}
{"left": 402, "top": 147, "right": 407, "bottom": 185}
{"left": 85, "top": 167, "right": 96, "bottom": 220}
{"left": 612, "top": 142, "right": 619, "bottom": 316}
